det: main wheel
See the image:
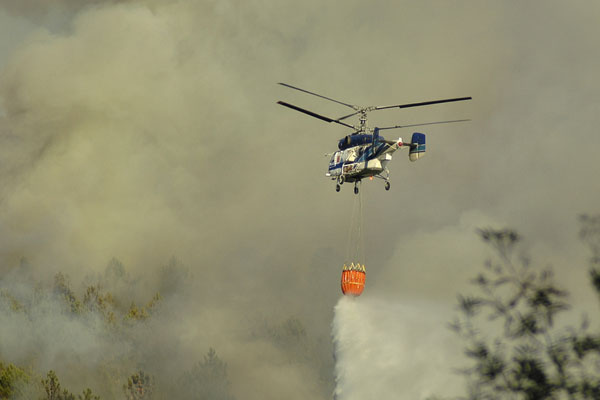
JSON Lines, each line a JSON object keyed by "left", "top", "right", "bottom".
{"left": 338, "top": 175, "right": 345, "bottom": 184}
{"left": 354, "top": 186, "right": 359, "bottom": 195}
{"left": 336, "top": 184, "right": 341, "bottom": 192}
{"left": 385, "top": 181, "right": 391, "bottom": 191}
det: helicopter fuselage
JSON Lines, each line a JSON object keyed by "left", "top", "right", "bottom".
{"left": 277, "top": 81, "right": 471, "bottom": 193}
{"left": 326, "top": 138, "right": 402, "bottom": 183}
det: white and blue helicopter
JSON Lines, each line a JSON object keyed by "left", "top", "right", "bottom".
{"left": 277, "top": 83, "right": 471, "bottom": 194}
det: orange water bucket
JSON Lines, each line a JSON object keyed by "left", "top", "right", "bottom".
{"left": 341, "top": 263, "right": 366, "bottom": 296}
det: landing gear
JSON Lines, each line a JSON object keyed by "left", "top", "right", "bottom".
{"left": 354, "top": 184, "right": 359, "bottom": 195}
{"left": 385, "top": 181, "right": 390, "bottom": 191}
{"left": 336, "top": 184, "right": 341, "bottom": 192}
{"left": 338, "top": 175, "right": 345, "bottom": 185}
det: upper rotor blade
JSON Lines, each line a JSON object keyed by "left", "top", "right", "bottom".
{"left": 336, "top": 110, "right": 361, "bottom": 121}
{"left": 278, "top": 83, "right": 357, "bottom": 110}
{"left": 378, "top": 119, "right": 471, "bottom": 131}
{"left": 277, "top": 101, "right": 355, "bottom": 129}
{"left": 375, "top": 96, "right": 472, "bottom": 111}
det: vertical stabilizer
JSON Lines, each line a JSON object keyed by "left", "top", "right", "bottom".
{"left": 409, "top": 132, "right": 426, "bottom": 162}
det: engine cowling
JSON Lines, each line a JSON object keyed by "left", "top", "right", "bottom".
{"left": 338, "top": 134, "right": 373, "bottom": 150}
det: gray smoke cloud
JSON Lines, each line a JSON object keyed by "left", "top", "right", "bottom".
{"left": 1, "top": 0, "right": 599, "bottom": 399}
{"left": 0, "top": 0, "right": 132, "bottom": 22}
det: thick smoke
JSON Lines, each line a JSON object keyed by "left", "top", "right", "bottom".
{"left": 1, "top": 0, "right": 599, "bottom": 399}
{"left": 0, "top": 0, "right": 132, "bottom": 21}
{"left": 0, "top": 1, "right": 341, "bottom": 398}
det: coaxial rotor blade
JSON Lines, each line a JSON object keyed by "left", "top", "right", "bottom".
{"left": 375, "top": 97, "right": 472, "bottom": 111}
{"left": 378, "top": 119, "right": 471, "bottom": 131}
{"left": 278, "top": 83, "right": 358, "bottom": 110}
{"left": 277, "top": 101, "right": 356, "bottom": 129}
{"left": 336, "top": 110, "right": 361, "bottom": 121}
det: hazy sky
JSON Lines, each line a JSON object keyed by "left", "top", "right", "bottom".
{"left": 1, "top": 1, "right": 599, "bottom": 399}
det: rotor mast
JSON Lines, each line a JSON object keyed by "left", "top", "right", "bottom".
{"left": 358, "top": 109, "right": 369, "bottom": 134}
{"left": 346, "top": 106, "right": 375, "bottom": 134}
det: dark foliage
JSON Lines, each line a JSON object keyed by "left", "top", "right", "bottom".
{"left": 41, "top": 370, "right": 99, "bottom": 400}
{"left": 451, "top": 217, "right": 600, "bottom": 400}
{"left": 0, "top": 361, "right": 29, "bottom": 399}
{"left": 123, "top": 371, "right": 153, "bottom": 400}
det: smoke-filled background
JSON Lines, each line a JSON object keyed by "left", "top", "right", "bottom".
{"left": 1, "top": 1, "right": 599, "bottom": 399}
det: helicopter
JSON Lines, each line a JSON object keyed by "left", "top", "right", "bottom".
{"left": 277, "top": 83, "right": 471, "bottom": 194}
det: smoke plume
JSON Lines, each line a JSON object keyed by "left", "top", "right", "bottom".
{"left": 332, "top": 296, "right": 464, "bottom": 400}
{"left": 1, "top": 0, "right": 599, "bottom": 399}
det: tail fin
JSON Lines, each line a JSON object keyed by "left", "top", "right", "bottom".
{"left": 409, "top": 132, "right": 426, "bottom": 162}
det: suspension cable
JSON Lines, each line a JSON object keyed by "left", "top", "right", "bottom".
{"left": 345, "top": 184, "right": 365, "bottom": 266}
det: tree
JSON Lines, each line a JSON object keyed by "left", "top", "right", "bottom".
{"left": 41, "top": 370, "right": 74, "bottom": 400}
{"left": 0, "top": 361, "right": 29, "bottom": 399}
{"left": 41, "top": 370, "right": 100, "bottom": 400}
{"left": 450, "top": 216, "right": 600, "bottom": 400}
{"left": 180, "top": 348, "right": 235, "bottom": 400}
{"left": 124, "top": 293, "right": 161, "bottom": 323}
{"left": 1, "top": 258, "right": 167, "bottom": 399}
{"left": 53, "top": 273, "right": 82, "bottom": 315}
{"left": 78, "top": 388, "right": 100, "bottom": 400}
{"left": 123, "top": 371, "right": 153, "bottom": 400}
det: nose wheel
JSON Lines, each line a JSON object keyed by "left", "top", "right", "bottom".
{"left": 385, "top": 181, "right": 390, "bottom": 191}
{"left": 336, "top": 184, "right": 341, "bottom": 192}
